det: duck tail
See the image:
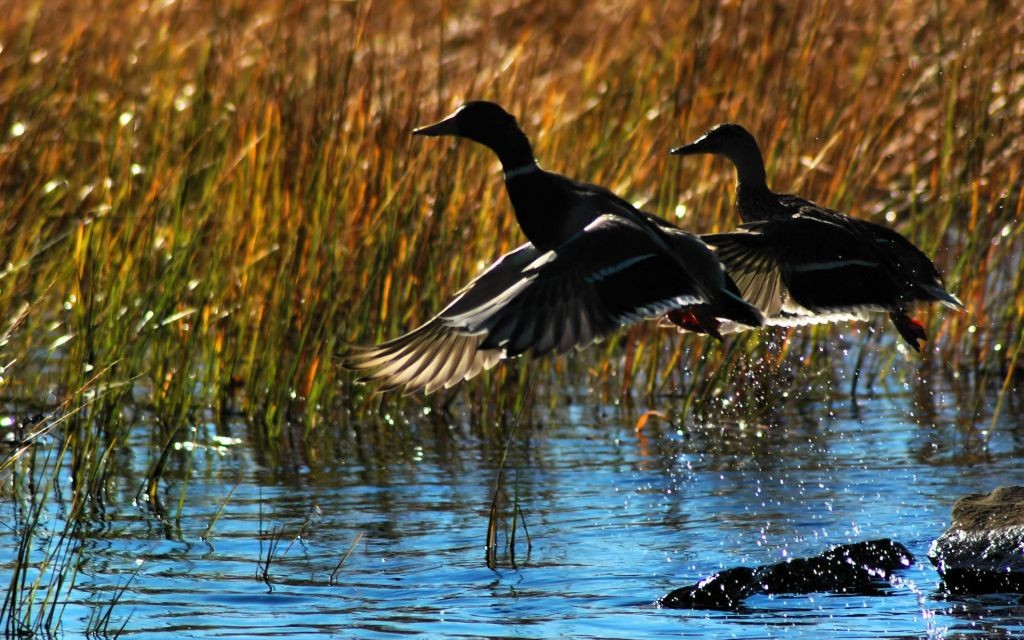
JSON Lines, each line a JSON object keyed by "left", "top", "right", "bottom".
{"left": 713, "top": 276, "right": 764, "bottom": 329}
{"left": 718, "top": 293, "right": 764, "bottom": 329}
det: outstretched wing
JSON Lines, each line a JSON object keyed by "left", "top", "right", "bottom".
{"left": 703, "top": 229, "right": 790, "bottom": 319}
{"left": 473, "top": 214, "right": 709, "bottom": 356}
{"left": 342, "top": 215, "right": 713, "bottom": 394}
{"left": 341, "top": 243, "right": 539, "bottom": 395}
{"left": 703, "top": 214, "right": 902, "bottom": 321}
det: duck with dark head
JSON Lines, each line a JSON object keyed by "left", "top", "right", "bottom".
{"left": 342, "top": 102, "right": 763, "bottom": 394}
{"left": 415, "top": 100, "right": 636, "bottom": 252}
{"left": 671, "top": 123, "right": 963, "bottom": 351}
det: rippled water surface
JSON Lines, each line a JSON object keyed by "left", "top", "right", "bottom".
{"left": 4, "top": 366, "right": 1024, "bottom": 638}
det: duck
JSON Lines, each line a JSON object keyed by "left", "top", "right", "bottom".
{"left": 670, "top": 123, "right": 963, "bottom": 351}
{"left": 342, "top": 102, "right": 762, "bottom": 394}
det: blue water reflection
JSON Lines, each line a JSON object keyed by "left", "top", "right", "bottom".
{"left": 4, "top": 368, "right": 1024, "bottom": 638}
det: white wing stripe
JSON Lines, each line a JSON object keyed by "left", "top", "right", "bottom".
{"left": 583, "top": 254, "right": 657, "bottom": 283}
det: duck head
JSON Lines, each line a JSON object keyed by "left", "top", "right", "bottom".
{"left": 414, "top": 101, "right": 535, "bottom": 172}
{"left": 671, "top": 123, "right": 767, "bottom": 188}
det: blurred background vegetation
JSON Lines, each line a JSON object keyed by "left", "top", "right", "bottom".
{"left": 0, "top": 0, "right": 1019, "bottom": 475}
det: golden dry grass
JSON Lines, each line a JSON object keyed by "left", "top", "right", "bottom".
{"left": 0, "top": 0, "right": 1020, "bottom": 430}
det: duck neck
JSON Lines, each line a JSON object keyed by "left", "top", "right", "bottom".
{"left": 730, "top": 150, "right": 768, "bottom": 192}
{"left": 489, "top": 128, "right": 537, "bottom": 177}
{"left": 729, "top": 146, "right": 772, "bottom": 222}
{"left": 736, "top": 181, "right": 778, "bottom": 223}
{"left": 504, "top": 168, "right": 574, "bottom": 251}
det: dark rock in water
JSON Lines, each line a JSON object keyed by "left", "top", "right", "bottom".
{"left": 660, "top": 566, "right": 758, "bottom": 610}
{"left": 660, "top": 539, "right": 914, "bottom": 610}
{"left": 929, "top": 486, "right": 1024, "bottom": 595}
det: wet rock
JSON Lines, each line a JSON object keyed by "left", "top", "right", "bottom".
{"left": 660, "top": 566, "right": 758, "bottom": 610}
{"left": 660, "top": 539, "right": 914, "bottom": 610}
{"left": 929, "top": 486, "right": 1024, "bottom": 595}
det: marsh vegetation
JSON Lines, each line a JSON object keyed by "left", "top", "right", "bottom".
{"left": 1, "top": 0, "right": 1022, "bottom": 636}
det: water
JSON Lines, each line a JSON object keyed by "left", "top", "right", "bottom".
{"left": 4, "top": 368, "right": 1024, "bottom": 638}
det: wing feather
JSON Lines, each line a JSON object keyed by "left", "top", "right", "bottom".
{"left": 345, "top": 214, "right": 747, "bottom": 393}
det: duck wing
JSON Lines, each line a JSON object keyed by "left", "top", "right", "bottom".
{"left": 564, "top": 180, "right": 761, "bottom": 327}
{"left": 472, "top": 214, "right": 709, "bottom": 356}
{"left": 343, "top": 214, "right": 716, "bottom": 394}
{"left": 702, "top": 228, "right": 790, "bottom": 319}
{"left": 842, "top": 217, "right": 963, "bottom": 308}
{"left": 341, "top": 243, "right": 541, "bottom": 395}
{"left": 705, "top": 213, "right": 909, "bottom": 318}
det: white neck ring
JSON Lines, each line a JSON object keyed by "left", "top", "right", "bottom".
{"left": 503, "top": 161, "right": 540, "bottom": 180}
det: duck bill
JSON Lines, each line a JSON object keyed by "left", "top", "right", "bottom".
{"left": 669, "top": 139, "right": 710, "bottom": 156}
{"left": 413, "top": 113, "right": 460, "bottom": 137}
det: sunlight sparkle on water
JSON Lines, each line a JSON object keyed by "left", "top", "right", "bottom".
{"left": 210, "top": 435, "right": 242, "bottom": 447}
{"left": 4, "top": 342, "right": 1021, "bottom": 639}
